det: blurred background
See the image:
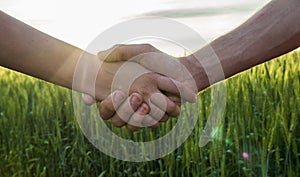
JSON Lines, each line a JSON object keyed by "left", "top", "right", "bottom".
{"left": 2, "top": 1, "right": 300, "bottom": 177}
{"left": 1, "top": 0, "right": 270, "bottom": 55}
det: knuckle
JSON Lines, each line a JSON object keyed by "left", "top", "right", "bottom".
{"left": 150, "top": 122, "right": 160, "bottom": 128}
{"left": 150, "top": 107, "right": 160, "bottom": 117}
{"left": 111, "top": 118, "right": 124, "bottom": 128}
{"left": 149, "top": 109, "right": 164, "bottom": 121}
{"left": 160, "top": 114, "right": 169, "bottom": 122}
{"left": 168, "top": 102, "right": 177, "bottom": 111}
{"left": 98, "top": 109, "right": 108, "bottom": 119}
{"left": 137, "top": 104, "right": 149, "bottom": 115}
{"left": 126, "top": 125, "right": 139, "bottom": 132}
{"left": 168, "top": 103, "right": 178, "bottom": 115}
{"left": 112, "top": 44, "right": 124, "bottom": 56}
{"left": 100, "top": 101, "right": 115, "bottom": 114}
{"left": 143, "top": 117, "right": 158, "bottom": 127}
{"left": 139, "top": 89, "right": 151, "bottom": 100}
{"left": 120, "top": 106, "right": 134, "bottom": 117}
{"left": 141, "top": 44, "right": 156, "bottom": 52}
{"left": 129, "top": 116, "right": 142, "bottom": 125}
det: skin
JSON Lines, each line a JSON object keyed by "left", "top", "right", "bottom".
{"left": 95, "top": 0, "right": 300, "bottom": 131}
{"left": 0, "top": 11, "right": 197, "bottom": 130}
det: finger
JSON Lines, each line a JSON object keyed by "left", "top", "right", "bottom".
{"left": 148, "top": 100, "right": 167, "bottom": 121}
{"left": 126, "top": 103, "right": 160, "bottom": 131}
{"left": 110, "top": 93, "right": 143, "bottom": 127}
{"left": 97, "top": 44, "right": 159, "bottom": 62}
{"left": 136, "top": 52, "right": 187, "bottom": 80}
{"left": 129, "top": 103, "right": 159, "bottom": 127}
{"left": 98, "top": 90, "right": 126, "bottom": 120}
{"left": 125, "top": 124, "right": 142, "bottom": 132}
{"left": 82, "top": 94, "right": 96, "bottom": 105}
{"left": 164, "top": 92, "right": 182, "bottom": 106}
{"left": 148, "top": 102, "right": 170, "bottom": 123}
{"left": 149, "top": 92, "right": 180, "bottom": 117}
{"left": 157, "top": 76, "right": 197, "bottom": 103}
{"left": 160, "top": 114, "right": 169, "bottom": 122}
{"left": 126, "top": 115, "right": 160, "bottom": 131}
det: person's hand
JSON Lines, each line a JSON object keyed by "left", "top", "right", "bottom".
{"left": 97, "top": 44, "right": 207, "bottom": 92}
{"left": 82, "top": 91, "right": 161, "bottom": 131}
{"left": 80, "top": 52, "right": 197, "bottom": 131}
{"left": 89, "top": 44, "right": 207, "bottom": 129}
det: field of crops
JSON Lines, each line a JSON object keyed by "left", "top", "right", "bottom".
{"left": 0, "top": 51, "right": 299, "bottom": 177}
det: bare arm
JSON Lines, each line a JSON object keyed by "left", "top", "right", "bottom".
{"left": 97, "top": 0, "right": 300, "bottom": 92}
{"left": 186, "top": 0, "right": 300, "bottom": 90}
{"left": 97, "top": 0, "right": 300, "bottom": 124}
{"left": 0, "top": 11, "right": 197, "bottom": 130}
{"left": 0, "top": 10, "right": 87, "bottom": 90}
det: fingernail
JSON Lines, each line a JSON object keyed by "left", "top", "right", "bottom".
{"left": 130, "top": 95, "right": 141, "bottom": 105}
{"left": 114, "top": 91, "right": 124, "bottom": 102}
{"left": 138, "top": 105, "right": 148, "bottom": 114}
{"left": 82, "top": 94, "right": 95, "bottom": 105}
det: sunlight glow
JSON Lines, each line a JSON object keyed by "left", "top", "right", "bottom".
{"left": 1, "top": 0, "right": 271, "bottom": 53}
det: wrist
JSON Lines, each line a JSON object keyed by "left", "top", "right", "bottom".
{"left": 179, "top": 55, "right": 209, "bottom": 92}
{"left": 72, "top": 52, "right": 110, "bottom": 100}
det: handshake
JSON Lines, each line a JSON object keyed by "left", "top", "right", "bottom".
{"left": 3, "top": 0, "right": 292, "bottom": 132}
{"left": 78, "top": 44, "right": 208, "bottom": 131}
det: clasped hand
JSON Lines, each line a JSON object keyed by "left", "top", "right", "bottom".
{"left": 82, "top": 44, "right": 200, "bottom": 131}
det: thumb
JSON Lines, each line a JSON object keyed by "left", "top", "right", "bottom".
{"left": 97, "top": 44, "right": 159, "bottom": 62}
{"left": 82, "top": 93, "right": 96, "bottom": 105}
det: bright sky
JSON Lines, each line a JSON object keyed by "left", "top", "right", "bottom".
{"left": 1, "top": 0, "right": 271, "bottom": 55}
{"left": 1, "top": 0, "right": 168, "bottom": 47}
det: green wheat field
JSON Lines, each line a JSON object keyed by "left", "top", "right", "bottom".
{"left": 0, "top": 51, "right": 299, "bottom": 177}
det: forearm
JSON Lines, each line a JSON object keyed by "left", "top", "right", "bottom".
{"left": 189, "top": 0, "right": 300, "bottom": 91}
{"left": 0, "top": 11, "right": 99, "bottom": 94}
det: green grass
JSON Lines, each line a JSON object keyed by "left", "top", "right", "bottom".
{"left": 0, "top": 51, "right": 299, "bottom": 177}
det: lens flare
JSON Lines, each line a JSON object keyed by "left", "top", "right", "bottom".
{"left": 242, "top": 152, "right": 249, "bottom": 160}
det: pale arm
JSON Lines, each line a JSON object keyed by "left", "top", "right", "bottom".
{"left": 0, "top": 11, "right": 197, "bottom": 130}
{"left": 0, "top": 10, "right": 105, "bottom": 98}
